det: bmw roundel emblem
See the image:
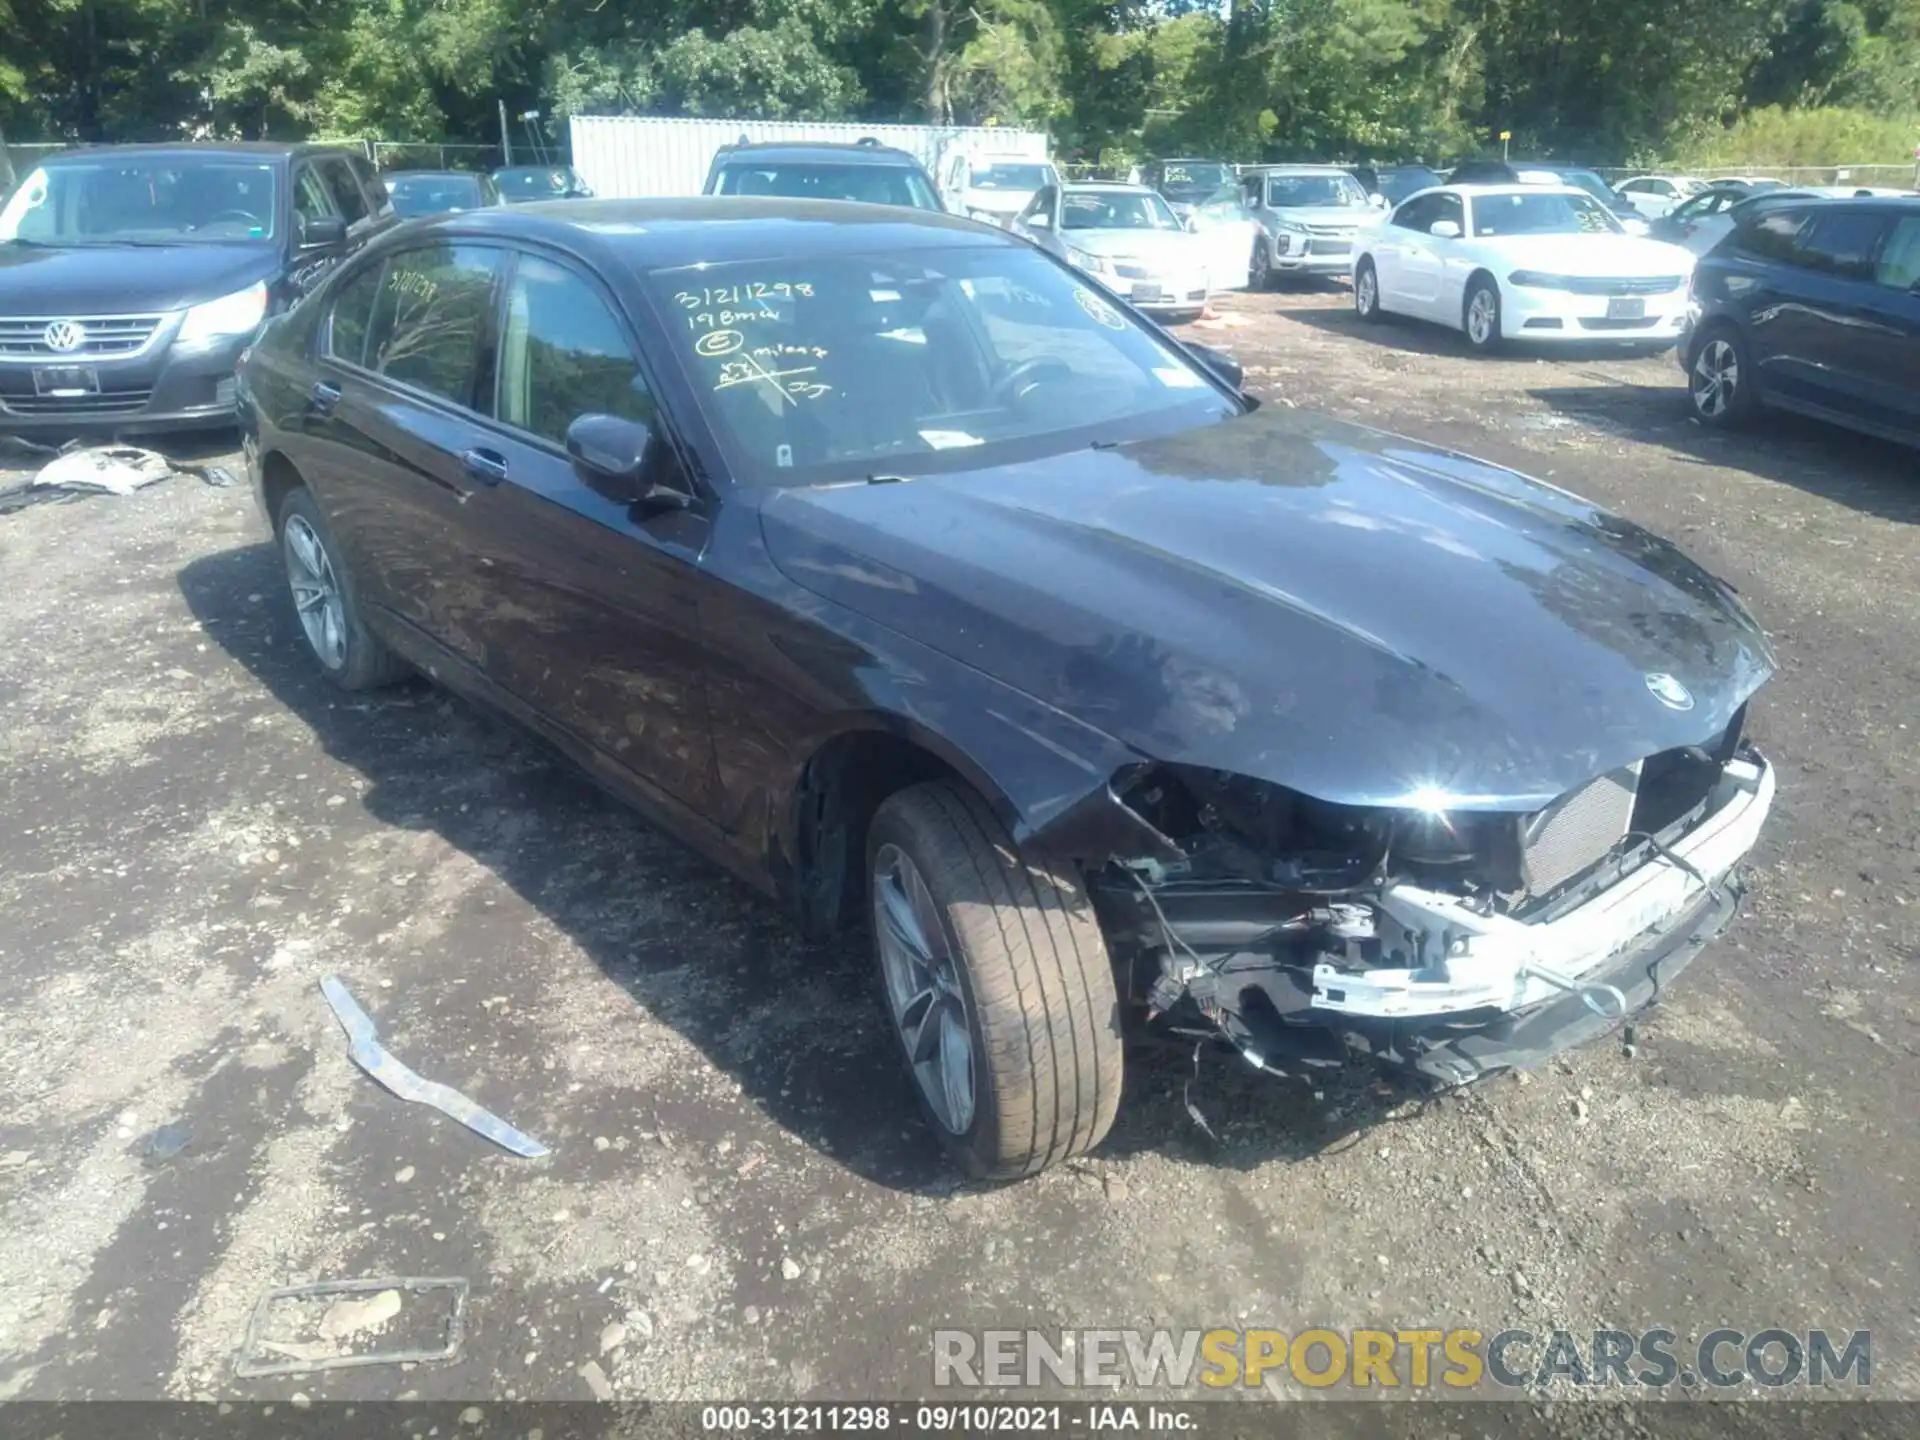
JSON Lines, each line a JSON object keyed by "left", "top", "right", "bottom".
{"left": 1645, "top": 672, "right": 1694, "bottom": 711}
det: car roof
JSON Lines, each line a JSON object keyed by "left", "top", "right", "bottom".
{"left": 1062, "top": 182, "right": 1156, "bottom": 194}
{"left": 1437, "top": 183, "right": 1588, "bottom": 198}
{"left": 385, "top": 197, "right": 1007, "bottom": 271}
{"left": 711, "top": 141, "right": 922, "bottom": 166}
{"left": 1245, "top": 163, "right": 1353, "bottom": 175}
{"left": 37, "top": 141, "right": 346, "bottom": 165}
{"left": 384, "top": 170, "right": 483, "bottom": 181}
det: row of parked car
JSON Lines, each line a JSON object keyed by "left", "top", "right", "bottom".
{"left": 0, "top": 135, "right": 1913, "bottom": 453}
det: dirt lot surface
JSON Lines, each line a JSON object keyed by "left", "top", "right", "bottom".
{"left": 1, "top": 283, "right": 1916, "bottom": 1409}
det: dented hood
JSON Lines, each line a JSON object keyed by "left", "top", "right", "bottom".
{"left": 758, "top": 409, "right": 1775, "bottom": 811}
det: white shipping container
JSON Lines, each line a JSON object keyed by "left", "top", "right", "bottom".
{"left": 568, "top": 114, "right": 1050, "bottom": 200}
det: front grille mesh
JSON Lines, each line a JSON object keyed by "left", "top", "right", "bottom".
{"left": 1522, "top": 764, "right": 1639, "bottom": 896}
{"left": 1559, "top": 276, "right": 1684, "bottom": 296}
{"left": 0, "top": 315, "right": 163, "bottom": 359}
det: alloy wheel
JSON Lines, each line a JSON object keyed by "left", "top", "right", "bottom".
{"left": 872, "top": 842, "right": 976, "bottom": 1135}
{"left": 284, "top": 514, "right": 347, "bottom": 671}
{"left": 1467, "top": 288, "right": 1498, "bottom": 346}
{"left": 1692, "top": 338, "right": 1739, "bottom": 418}
{"left": 1356, "top": 267, "right": 1377, "bottom": 316}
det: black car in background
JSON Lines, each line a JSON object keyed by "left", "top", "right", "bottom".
{"left": 385, "top": 170, "right": 502, "bottom": 218}
{"left": 492, "top": 165, "right": 594, "bottom": 204}
{"left": 703, "top": 139, "right": 943, "bottom": 211}
{"left": 237, "top": 198, "right": 1774, "bottom": 1179}
{"left": 0, "top": 141, "right": 393, "bottom": 436}
{"left": 1685, "top": 196, "right": 1920, "bottom": 447}
{"left": 1138, "top": 158, "right": 1236, "bottom": 218}
{"left": 1350, "top": 163, "right": 1445, "bottom": 205}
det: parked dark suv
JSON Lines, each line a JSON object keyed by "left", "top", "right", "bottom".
{"left": 703, "top": 139, "right": 943, "bottom": 211}
{"left": 1684, "top": 196, "right": 1920, "bottom": 447}
{"left": 0, "top": 142, "right": 393, "bottom": 436}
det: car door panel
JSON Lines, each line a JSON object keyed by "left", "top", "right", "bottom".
{"left": 1759, "top": 210, "right": 1891, "bottom": 424}
{"left": 302, "top": 242, "right": 505, "bottom": 664}
{"left": 1871, "top": 218, "right": 1920, "bottom": 435}
{"left": 458, "top": 249, "right": 720, "bottom": 813}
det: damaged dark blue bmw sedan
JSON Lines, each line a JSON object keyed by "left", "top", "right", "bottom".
{"left": 237, "top": 199, "right": 1776, "bottom": 1179}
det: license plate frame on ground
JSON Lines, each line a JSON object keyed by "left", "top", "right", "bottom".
{"left": 1606, "top": 297, "right": 1647, "bottom": 320}
{"left": 32, "top": 366, "right": 99, "bottom": 397}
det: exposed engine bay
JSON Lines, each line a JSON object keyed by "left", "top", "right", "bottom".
{"left": 1085, "top": 707, "right": 1773, "bottom": 1085}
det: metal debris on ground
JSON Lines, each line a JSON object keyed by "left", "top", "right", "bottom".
{"left": 319, "top": 975, "right": 550, "bottom": 1158}
{"left": 142, "top": 1123, "right": 193, "bottom": 1166}
{"left": 234, "top": 1275, "right": 469, "bottom": 1378}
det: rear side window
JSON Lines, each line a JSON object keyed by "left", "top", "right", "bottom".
{"left": 1734, "top": 207, "right": 1808, "bottom": 263}
{"left": 320, "top": 159, "right": 369, "bottom": 225}
{"left": 347, "top": 154, "right": 388, "bottom": 213}
{"left": 1798, "top": 209, "right": 1892, "bottom": 282}
{"left": 364, "top": 244, "right": 500, "bottom": 406}
{"left": 326, "top": 260, "right": 385, "bottom": 366}
{"left": 495, "top": 255, "right": 652, "bottom": 446}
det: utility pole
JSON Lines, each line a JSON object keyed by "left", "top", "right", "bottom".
{"left": 499, "top": 100, "right": 513, "bottom": 168}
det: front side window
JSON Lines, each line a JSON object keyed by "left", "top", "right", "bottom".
{"left": 364, "top": 244, "right": 499, "bottom": 405}
{"left": 326, "top": 259, "right": 386, "bottom": 366}
{"left": 1060, "top": 190, "right": 1181, "bottom": 231}
{"left": 1875, "top": 217, "right": 1920, "bottom": 291}
{"left": 320, "top": 159, "right": 370, "bottom": 225}
{"left": 293, "top": 164, "right": 338, "bottom": 241}
{"left": 1264, "top": 174, "right": 1369, "bottom": 209}
{"left": 1470, "top": 190, "right": 1619, "bottom": 237}
{"left": 387, "top": 175, "right": 486, "bottom": 218}
{"left": 497, "top": 255, "right": 653, "bottom": 445}
{"left": 0, "top": 159, "right": 279, "bottom": 244}
{"left": 650, "top": 245, "right": 1238, "bottom": 486}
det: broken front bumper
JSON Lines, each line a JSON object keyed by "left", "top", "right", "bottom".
{"left": 1320, "top": 753, "right": 1773, "bottom": 1078}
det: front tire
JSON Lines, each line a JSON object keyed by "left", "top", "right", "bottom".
{"left": 868, "top": 780, "right": 1123, "bottom": 1180}
{"left": 1463, "top": 276, "right": 1504, "bottom": 353}
{"left": 1687, "top": 324, "right": 1756, "bottom": 427}
{"left": 1354, "top": 259, "right": 1384, "bottom": 322}
{"left": 277, "top": 487, "right": 409, "bottom": 691}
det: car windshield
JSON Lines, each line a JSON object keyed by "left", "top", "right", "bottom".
{"left": 1156, "top": 162, "right": 1233, "bottom": 199}
{"left": 387, "top": 174, "right": 484, "bottom": 216}
{"left": 716, "top": 163, "right": 940, "bottom": 210}
{"left": 495, "top": 167, "right": 581, "bottom": 200}
{"left": 1060, "top": 190, "right": 1181, "bottom": 230}
{"left": 1378, "top": 167, "right": 1443, "bottom": 203}
{"left": 1264, "top": 174, "right": 1370, "bottom": 209}
{"left": 652, "top": 245, "right": 1237, "bottom": 486}
{"left": 0, "top": 159, "right": 279, "bottom": 244}
{"left": 1471, "top": 190, "right": 1621, "bottom": 237}
{"left": 971, "top": 164, "right": 1050, "bottom": 191}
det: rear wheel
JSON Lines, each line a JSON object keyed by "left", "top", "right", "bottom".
{"left": 1688, "top": 324, "right": 1756, "bottom": 427}
{"left": 868, "top": 780, "right": 1123, "bottom": 1180}
{"left": 1354, "top": 259, "right": 1384, "bottom": 321}
{"left": 278, "top": 488, "right": 409, "bottom": 691}
{"left": 1250, "top": 237, "right": 1274, "bottom": 291}
{"left": 1463, "top": 277, "right": 1504, "bottom": 353}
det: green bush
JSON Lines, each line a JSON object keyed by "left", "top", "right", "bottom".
{"left": 1673, "top": 105, "right": 1920, "bottom": 167}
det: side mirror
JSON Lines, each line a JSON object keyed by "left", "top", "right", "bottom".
{"left": 1181, "top": 340, "right": 1244, "bottom": 392}
{"left": 1428, "top": 219, "right": 1462, "bottom": 239}
{"left": 300, "top": 214, "right": 348, "bottom": 251}
{"left": 565, "top": 413, "right": 687, "bottom": 510}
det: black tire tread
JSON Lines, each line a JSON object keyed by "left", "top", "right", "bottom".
{"left": 874, "top": 780, "right": 1123, "bottom": 1178}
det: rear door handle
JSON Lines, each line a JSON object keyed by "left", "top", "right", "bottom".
{"left": 308, "top": 380, "right": 341, "bottom": 416}
{"left": 461, "top": 448, "right": 509, "bottom": 486}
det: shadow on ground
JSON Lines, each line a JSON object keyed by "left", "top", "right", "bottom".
{"left": 180, "top": 542, "right": 1418, "bottom": 1195}
{"left": 1274, "top": 297, "right": 1680, "bottom": 364}
{"left": 1526, "top": 381, "right": 1920, "bottom": 526}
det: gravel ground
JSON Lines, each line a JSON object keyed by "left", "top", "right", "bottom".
{"left": 0, "top": 283, "right": 1915, "bottom": 1409}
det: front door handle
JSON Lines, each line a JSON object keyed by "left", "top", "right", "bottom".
{"left": 461, "top": 448, "right": 509, "bottom": 486}
{"left": 308, "top": 380, "right": 341, "bottom": 416}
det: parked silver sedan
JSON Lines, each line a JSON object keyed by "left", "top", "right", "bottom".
{"left": 1012, "top": 181, "right": 1217, "bottom": 320}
